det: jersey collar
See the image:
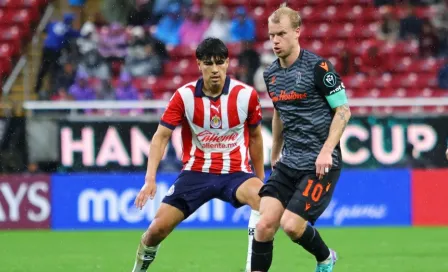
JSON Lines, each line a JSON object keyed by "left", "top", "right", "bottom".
{"left": 194, "top": 76, "right": 230, "bottom": 97}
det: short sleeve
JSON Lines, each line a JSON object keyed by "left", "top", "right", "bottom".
{"left": 314, "top": 60, "right": 348, "bottom": 109}
{"left": 247, "top": 89, "right": 262, "bottom": 127}
{"left": 160, "top": 91, "right": 185, "bottom": 130}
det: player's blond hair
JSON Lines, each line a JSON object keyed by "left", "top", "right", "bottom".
{"left": 268, "top": 3, "right": 302, "bottom": 29}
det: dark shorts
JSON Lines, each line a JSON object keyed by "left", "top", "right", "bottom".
{"left": 259, "top": 162, "right": 340, "bottom": 225}
{"left": 162, "top": 170, "right": 256, "bottom": 219}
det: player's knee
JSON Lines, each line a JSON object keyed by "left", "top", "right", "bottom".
{"left": 143, "top": 222, "right": 170, "bottom": 246}
{"left": 255, "top": 217, "right": 277, "bottom": 241}
{"left": 280, "top": 216, "right": 307, "bottom": 240}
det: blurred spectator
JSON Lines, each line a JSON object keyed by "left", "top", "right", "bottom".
{"left": 116, "top": 71, "right": 143, "bottom": 115}
{"left": 179, "top": 5, "right": 210, "bottom": 46}
{"left": 419, "top": 20, "right": 439, "bottom": 57}
{"left": 101, "top": 0, "right": 134, "bottom": 25}
{"left": 35, "top": 13, "right": 79, "bottom": 94}
{"left": 51, "top": 87, "right": 72, "bottom": 101}
{"left": 254, "top": 53, "right": 276, "bottom": 93}
{"left": 78, "top": 49, "right": 111, "bottom": 80}
{"left": 98, "top": 23, "right": 128, "bottom": 60}
{"left": 116, "top": 72, "right": 139, "bottom": 100}
{"left": 127, "top": 0, "right": 152, "bottom": 26}
{"left": 124, "top": 40, "right": 163, "bottom": 77}
{"left": 68, "top": 70, "right": 96, "bottom": 101}
{"left": 53, "top": 62, "right": 76, "bottom": 94}
{"left": 203, "top": 6, "right": 231, "bottom": 43}
{"left": 201, "top": 0, "right": 221, "bottom": 21}
{"left": 152, "top": 0, "right": 192, "bottom": 23}
{"left": 69, "top": 0, "right": 86, "bottom": 29}
{"left": 337, "top": 49, "right": 356, "bottom": 76}
{"left": 376, "top": 7, "right": 399, "bottom": 42}
{"left": 230, "top": 7, "right": 255, "bottom": 43}
{"left": 438, "top": 60, "right": 448, "bottom": 89}
{"left": 399, "top": 5, "right": 423, "bottom": 40}
{"left": 236, "top": 42, "right": 260, "bottom": 86}
{"left": 76, "top": 22, "right": 99, "bottom": 56}
{"left": 374, "top": 0, "right": 395, "bottom": 6}
{"left": 154, "top": 3, "right": 183, "bottom": 46}
{"left": 430, "top": 0, "right": 448, "bottom": 56}
{"left": 359, "top": 43, "right": 386, "bottom": 77}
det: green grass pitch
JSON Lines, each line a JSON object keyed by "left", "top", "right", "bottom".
{"left": 1, "top": 227, "right": 448, "bottom": 272}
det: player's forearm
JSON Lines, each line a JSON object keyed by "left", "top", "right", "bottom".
{"left": 249, "top": 133, "right": 265, "bottom": 181}
{"left": 145, "top": 134, "right": 170, "bottom": 182}
{"left": 271, "top": 110, "right": 284, "bottom": 161}
{"left": 323, "top": 104, "right": 351, "bottom": 153}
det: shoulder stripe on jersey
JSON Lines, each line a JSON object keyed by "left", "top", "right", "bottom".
{"left": 227, "top": 85, "right": 244, "bottom": 128}
{"left": 202, "top": 97, "right": 211, "bottom": 129}
{"left": 220, "top": 94, "right": 229, "bottom": 130}
{"left": 236, "top": 88, "right": 252, "bottom": 125}
{"left": 178, "top": 85, "right": 195, "bottom": 123}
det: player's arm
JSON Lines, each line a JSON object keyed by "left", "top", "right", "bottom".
{"left": 271, "top": 108, "right": 284, "bottom": 168}
{"left": 314, "top": 60, "right": 351, "bottom": 178}
{"left": 247, "top": 89, "right": 265, "bottom": 181}
{"left": 145, "top": 125, "right": 173, "bottom": 184}
{"left": 135, "top": 91, "right": 185, "bottom": 209}
{"left": 249, "top": 125, "right": 265, "bottom": 181}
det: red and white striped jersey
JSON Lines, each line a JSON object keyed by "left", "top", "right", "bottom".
{"left": 160, "top": 76, "right": 262, "bottom": 174}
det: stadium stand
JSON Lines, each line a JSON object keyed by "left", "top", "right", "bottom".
{"left": 2, "top": 0, "right": 447, "bottom": 114}
{"left": 0, "top": 0, "right": 50, "bottom": 80}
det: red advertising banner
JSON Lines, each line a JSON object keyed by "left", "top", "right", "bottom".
{"left": 0, "top": 175, "right": 51, "bottom": 229}
{"left": 412, "top": 169, "right": 448, "bottom": 226}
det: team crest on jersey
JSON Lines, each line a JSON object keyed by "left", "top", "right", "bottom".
{"left": 166, "top": 185, "right": 175, "bottom": 196}
{"left": 323, "top": 72, "right": 337, "bottom": 88}
{"left": 210, "top": 115, "right": 221, "bottom": 129}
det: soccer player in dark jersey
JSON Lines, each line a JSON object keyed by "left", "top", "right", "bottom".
{"left": 250, "top": 4, "right": 351, "bottom": 272}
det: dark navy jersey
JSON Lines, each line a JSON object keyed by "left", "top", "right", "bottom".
{"left": 264, "top": 49, "right": 348, "bottom": 171}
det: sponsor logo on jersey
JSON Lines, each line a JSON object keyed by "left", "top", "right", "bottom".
{"left": 324, "top": 72, "right": 337, "bottom": 88}
{"left": 329, "top": 82, "right": 345, "bottom": 95}
{"left": 197, "top": 130, "right": 238, "bottom": 143}
{"left": 271, "top": 90, "right": 307, "bottom": 103}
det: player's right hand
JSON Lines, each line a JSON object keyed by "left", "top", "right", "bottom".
{"left": 134, "top": 180, "right": 157, "bottom": 210}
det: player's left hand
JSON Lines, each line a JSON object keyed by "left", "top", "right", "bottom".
{"left": 315, "top": 149, "right": 333, "bottom": 180}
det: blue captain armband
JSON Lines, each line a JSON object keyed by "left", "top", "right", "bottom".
{"left": 326, "top": 88, "right": 348, "bottom": 109}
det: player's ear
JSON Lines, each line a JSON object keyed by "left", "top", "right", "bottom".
{"left": 196, "top": 59, "right": 202, "bottom": 71}
{"left": 296, "top": 27, "right": 300, "bottom": 39}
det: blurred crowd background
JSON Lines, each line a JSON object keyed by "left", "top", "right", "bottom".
{"left": 0, "top": 0, "right": 447, "bottom": 114}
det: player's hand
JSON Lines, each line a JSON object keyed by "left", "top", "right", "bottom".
{"left": 446, "top": 148, "right": 448, "bottom": 160}
{"left": 134, "top": 179, "right": 157, "bottom": 210}
{"left": 315, "top": 149, "right": 332, "bottom": 180}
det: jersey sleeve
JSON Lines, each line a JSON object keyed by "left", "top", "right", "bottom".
{"left": 314, "top": 59, "right": 348, "bottom": 109}
{"left": 160, "top": 90, "right": 185, "bottom": 130}
{"left": 247, "top": 89, "right": 262, "bottom": 127}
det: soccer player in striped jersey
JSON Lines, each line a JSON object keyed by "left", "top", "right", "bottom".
{"left": 250, "top": 4, "right": 351, "bottom": 272}
{"left": 131, "top": 38, "right": 265, "bottom": 271}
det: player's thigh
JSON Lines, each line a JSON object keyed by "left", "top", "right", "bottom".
{"left": 235, "top": 176, "right": 264, "bottom": 210}
{"left": 162, "top": 171, "right": 215, "bottom": 219}
{"left": 286, "top": 169, "right": 341, "bottom": 225}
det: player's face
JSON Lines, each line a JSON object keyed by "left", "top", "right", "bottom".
{"left": 197, "top": 57, "right": 229, "bottom": 88}
{"left": 268, "top": 16, "right": 300, "bottom": 58}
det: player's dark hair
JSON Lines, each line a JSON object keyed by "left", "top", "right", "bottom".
{"left": 195, "top": 38, "right": 229, "bottom": 61}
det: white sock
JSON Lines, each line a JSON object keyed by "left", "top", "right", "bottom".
{"left": 246, "top": 210, "right": 260, "bottom": 272}
{"left": 131, "top": 241, "right": 160, "bottom": 272}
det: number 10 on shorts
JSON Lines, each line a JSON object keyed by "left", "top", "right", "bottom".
{"left": 302, "top": 179, "right": 331, "bottom": 202}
